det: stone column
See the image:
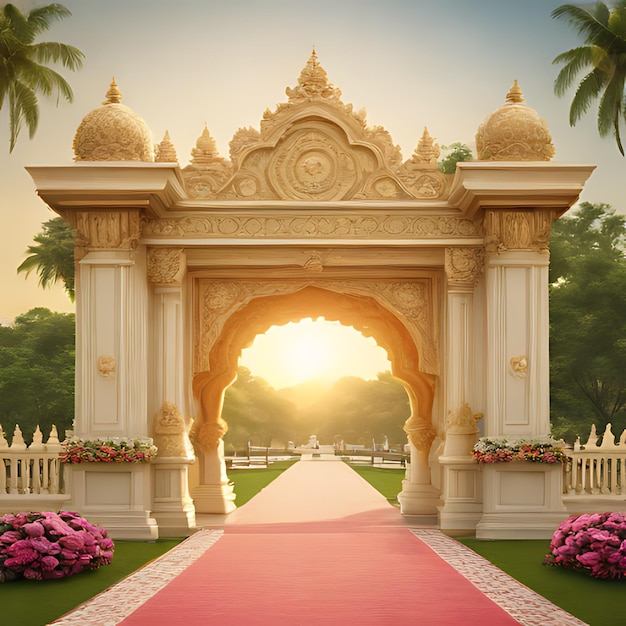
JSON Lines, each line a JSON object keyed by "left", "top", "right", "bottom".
{"left": 482, "top": 209, "right": 553, "bottom": 439}
{"left": 437, "top": 248, "right": 484, "bottom": 532}
{"left": 147, "top": 248, "right": 197, "bottom": 535}
{"left": 68, "top": 209, "right": 158, "bottom": 540}
{"left": 147, "top": 248, "right": 188, "bottom": 415}
{"left": 477, "top": 208, "right": 565, "bottom": 538}
{"left": 73, "top": 210, "right": 149, "bottom": 438}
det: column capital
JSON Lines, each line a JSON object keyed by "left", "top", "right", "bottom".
{"left": 483, "top": 208, "right": 556, "bottom": 255}
{"left": 70, "top": 209, "right": 143, "bottom": 252}
{"left": 445, "top": 247, "right": 484, "bottom": 288}
{"left": 147, "top": 247, "right": 187, "bottom": 286}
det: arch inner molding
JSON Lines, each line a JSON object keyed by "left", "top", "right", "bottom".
{"left": 193, "top": 278, "right": 440, "bottom": 377}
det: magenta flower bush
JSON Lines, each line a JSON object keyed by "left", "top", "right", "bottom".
{"left": 0, "top": 511, "right": 114, "bottom": 582}
{"left": 545, "top": 512, "right": 626, "bottom": 579}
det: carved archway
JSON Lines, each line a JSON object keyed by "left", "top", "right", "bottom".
{"left": 192, "top": 285, "right": 436, "bottom": 455}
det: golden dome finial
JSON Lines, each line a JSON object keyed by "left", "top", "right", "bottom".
{"left": 505, "top": 79, "right": 524, "bottom": 104}
{"left": 103, "top": 77, "right": 122, "bottom": 105}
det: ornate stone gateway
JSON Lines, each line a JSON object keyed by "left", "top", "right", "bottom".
{"left": 28, "top": 52, "right": 593, "bottom": 538}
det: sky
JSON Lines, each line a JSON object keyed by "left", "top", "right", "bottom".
{"left": 1, "top": 0, "right": 624, "bottom": 385}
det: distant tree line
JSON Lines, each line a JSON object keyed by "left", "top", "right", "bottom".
{"left": 221, "top": 368, "right": 410, "bottom": 453}
{"left": 0, "top": 308, "right": 74, "bottom": 443}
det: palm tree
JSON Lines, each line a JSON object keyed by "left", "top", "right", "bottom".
{"left": 552, "top": 1, "right": 626, "bottom": 155}
{"left": 0, "top": 3, "right": 84, "bottom": 152}
{"left": 17, "top": 217, "right": 75, "bottom": 301}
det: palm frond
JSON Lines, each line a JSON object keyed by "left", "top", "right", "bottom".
{"left": 8, "top": 80, "right": 38, "bottom": 151}
{"left": 31, "top": 41, "right": 84, "bottom": 71}
{"left": 18, "top": 60, "right": 74, "bottom": 103}
{"left": 553, "top": 46, "right": 595, "bottom": 95}
{"left": 26, "top": 4, "right": 72, "bottom": 36}
{"left": 552, "top": 3, "right": 614, "bottom": 43}
{"left": 597, "top": 71, "right": 625, "bottom": 137}
{"left": 569, "top": 67, "right": 606, "bottom": 125}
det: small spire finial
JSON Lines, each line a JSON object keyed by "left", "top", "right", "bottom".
{"left": 506, "top": 79, "right": 524, "bottom": 104}
{"left": 103, "top": 77, "right": 122, "bottom": 105}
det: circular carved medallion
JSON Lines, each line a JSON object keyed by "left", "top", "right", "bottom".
{"left": 269, "top": 127, "right": 358, "bottom": 201}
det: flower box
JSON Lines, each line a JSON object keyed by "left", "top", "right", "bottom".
{"left": 61, "top": 438, "right": 157, "bottom": 464}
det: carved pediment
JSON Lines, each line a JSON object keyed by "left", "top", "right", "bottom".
{"left": 182, "top": 50, "right": 450, "bottom": 202}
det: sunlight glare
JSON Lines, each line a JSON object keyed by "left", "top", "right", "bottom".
{"left": 240, "top": 318, "right": 391, "bottom": 389}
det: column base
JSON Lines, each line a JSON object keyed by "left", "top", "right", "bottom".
{"left": 191, "top": 483, "right": 236, "bottom": 514}
{"left": 476, "top": 512, "right": 568, "bottom": 540}
{"left": 398, "top": 479, "right": 441, "bottom": 517}
{"left": 88, "top": 511, "right": 159, "bottom": 541}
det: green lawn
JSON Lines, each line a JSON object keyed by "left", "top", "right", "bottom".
{"left": 227, "top": 459, "right": 298, "bottom": 506}
{"left": 0, "top": 539, "right": 182, "bottom": 626}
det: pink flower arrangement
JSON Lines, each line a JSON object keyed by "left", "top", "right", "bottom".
{"left": 544, "top": 512, "right": 626, "bottom": 579}
{"left": 61, "top": 438, "right": 157, "bottom": 464}
{"left": 472, "top": 437, "right": 567, "bottom": 464}
{"left": 0, "top": 511, "right": 114, "bottom": 582}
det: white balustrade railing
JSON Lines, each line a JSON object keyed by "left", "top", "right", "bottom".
{"left": 0, "top": 424, "right": 65, "bottom": 496}
{"left": 564, "top": 424, "right": 626, "bottom": 496}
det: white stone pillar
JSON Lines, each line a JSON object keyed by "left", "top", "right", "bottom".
{"left": 477, "top": 208, "right": 565, "bottom": 538}
{"left": 70, "top": 209, "right": 157, "bottom": 539}
{"left": 438, "top": 248, "right": 484, "bottom": 532}
{"left": 484, "top": 250, "right": 550, "bottom": 438}
{"left": 148, "top": 248, "right": 188, "bottom": 414}
{"left": 147, "top": 248, "right": 198, "bottom": 534}
{"left": 74, "top": 212, "right": 149, "bottom": 438}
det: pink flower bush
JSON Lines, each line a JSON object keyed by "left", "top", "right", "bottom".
{"left": 545, "top": 512, "right": 626, "bottom": 579}
{"left": 61, "top": 438, "right": 157, "bottom": 464}
{"left": 472, "top": 437, "right": 567, "bottom": 464}
{"left": 0, "top": 511, "right": 114, "bottom": 582}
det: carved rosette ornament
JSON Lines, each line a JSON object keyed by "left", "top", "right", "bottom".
{"left": 73, "top": 210, "right": 142, "bottom": 251}
{"left": 476, "top": 80, "right": 555, "bottom": 162}
{"left": 147, "top": 248, "right": 186, "bottom": 285}
{"left": 509, "top": 355, "right": 528, "bottom": 378}
{"left": 484, "top": 209, "right": 555, "bottom": 254}
{"left": 444, "top": 248, "right": 484, "bottom": 286}
{"left": 97, "top": 355, "right": 116, "bottom": 378}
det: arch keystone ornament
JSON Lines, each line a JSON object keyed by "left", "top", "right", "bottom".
{"left": 27, "top": 54, "right": 594, "bottom": 539}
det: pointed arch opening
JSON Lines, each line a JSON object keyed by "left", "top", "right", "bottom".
{"left": 192, "top": 286, "right": 436, "bottom": 454}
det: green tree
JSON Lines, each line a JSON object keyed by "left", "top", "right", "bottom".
{"left": 552, "top": 1, "right": 626, "bottom": 155}
{"left": 0, "top": 308, "right": 75, "bottom": 443}
{"left": 0, "top": 2, "right": 83, "bottom": 151}
{"left": 549, "top": 203, "right": 626, "bottom": 441}
{"left": 222, "top": 367, "right": 298, "bottom": 451}
{"left": 17, "top": 216, "right": 75, "bottom": 301}
{"left": 438, "top": 142, "right": 473, "bottom": 174}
